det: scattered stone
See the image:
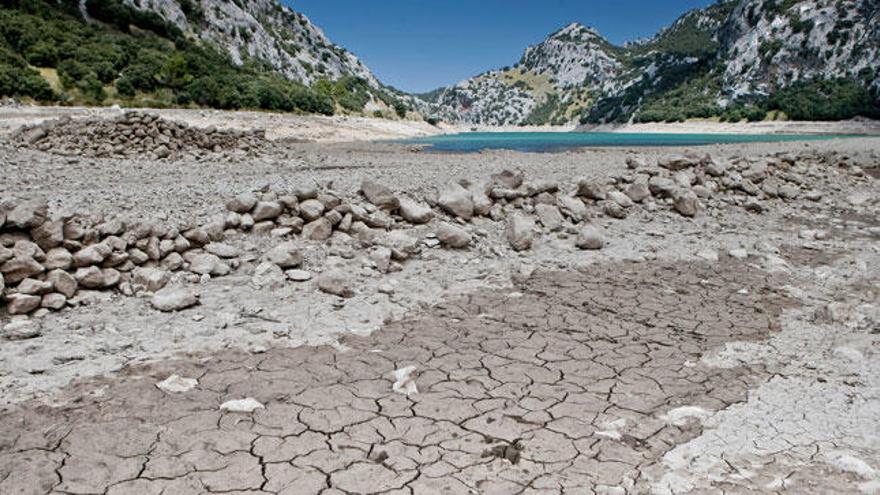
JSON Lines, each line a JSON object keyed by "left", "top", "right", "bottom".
{"left": 150, "top": 287, "right": 200, "bottom": 312}
{"left": 205, "top": 242, "right": 240, "bottom": 258}
{"left": 361, "top": 180, "right": 399, "bottom": 210}
{"left": 535, "top": 204, "right": 564, "bottom": 231}
{"left": 696, "top": 249, "right": 720, "bottom": 262}
{"left": 186, "top": 253, "right": 229, "bottom": 276}
{"left": 575, "top": 226, "right": 605, "bottom": 250}
{"left": 132, "top": 267, "right": 170, "bottom": 292}
{"left": 252, "top": 262, "right": 285, "bottom": 289}
{"left": 6, "top": 200, "right": 48, "bottom": 229}
{"left": 264, "top": 242, "right": 303, "bottom": 268}
{"left": 44, "top": 247, "right": 73, "bottom": 270}
{"left": 73, "top": 243, "right": 111, "bottom": 267}
{"left": 286, "top": 269, "right": 312, "bottom": 282}
{"left": 252, "top": 201, "right": 283, "bottom": 221}
{"left": 6, "top": 293, "right": 42, "bottom": 315}
{"left": 607, "top": 190, "right": 635, "bottom": 208}
{"left": 299, "top": 199, "right": 325, "bottom": 221}
{"left": 398, "top": 198, "right": 434, "bottom": 224}
{"left": 156, "top": 375, "right": 198, "bottom": 393}
{"left": 576, "top": 180, "right": 606, "bottom": 200}
{"left": 17, "top": 278, "right": 53, "bottom": 295}
{"left": 370, "top": 246, "right": 393, "bottom": 273}
{"left": 2, "top": 319, "right": 40, "bottom": 340}
{"left": 673, "top": 191, "right": 699, "bottom": 217}
{"left": 75, "top": 266, "right": 121, "bottom": 289}
{"left": 1, "top": 256, "right": 45, "bottom": 284}
{"left": 604, "top": 202, "right": 628, "bottom": 219}
{"left": 220, "top": 398, "right": 265, "bottom": 413}
{"left": 226, "top": 193, "right": 258, "bottom": 213}
{"left": 302, "top": 217, "right": 333, "bottom": 240}
{"left": 438, "top": 183, "right": 474, "bottom": 220}
{"left": 41, "top": 293, "right": 67, "bottom": 310}
{"left": 435, "top": 222, "right": 472, "bottom": 248}
{"left": 507, "top": 214, "right": 535, "bottom": 251}
{"left": 625, "top": 183, "right": 651, "bottom": 203}
{"left": 47, "top": 269, "right": 77, "bottom": 298}
{"left": 316, "top": 271, "right": 355, "bottom": 298}
{"left": 392, "top": 366, "right": 418, "bottom": 396}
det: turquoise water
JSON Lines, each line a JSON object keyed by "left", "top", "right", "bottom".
{"left": 403, "top": 131, "right": 850, "bottom": 153}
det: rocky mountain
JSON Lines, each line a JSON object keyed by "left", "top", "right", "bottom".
{"left": 123, "top": 0, "right": 379, "bottom": 86}
{"left": 423, "top": 0, "right": 880, "bottom": 125}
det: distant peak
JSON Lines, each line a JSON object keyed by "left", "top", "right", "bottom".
{"left": 549, "top": 22, "right": 602, "bottom": 42}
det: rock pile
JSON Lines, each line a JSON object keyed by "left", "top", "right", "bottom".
{"left": 10, "top": 111, "right": 266, "bottom": 159}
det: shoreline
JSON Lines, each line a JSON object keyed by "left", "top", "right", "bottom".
{"left": 4, "top": 104, "right": 880, "bottom": 143}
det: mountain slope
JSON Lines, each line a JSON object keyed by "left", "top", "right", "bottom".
{"left": 423, "top": 0, "right": 880, "bottom": 125}
{"left": 0, "top": 0, "right": 410, "bottom": 117}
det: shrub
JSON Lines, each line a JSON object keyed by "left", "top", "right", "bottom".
{"left": 768, "top": 78, "right": 880, "bottom": 120}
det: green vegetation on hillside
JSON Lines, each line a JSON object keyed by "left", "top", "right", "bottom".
{"left": 0, "top": 0, "right": 407, "bottom": 117}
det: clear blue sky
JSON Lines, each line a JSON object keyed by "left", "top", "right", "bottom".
{"left": 287, "top": 0, "right": 717, "bottom": 93}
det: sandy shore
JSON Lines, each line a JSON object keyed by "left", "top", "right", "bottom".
{"left": 0, "top": 107, "right": 878, "bottom": 493}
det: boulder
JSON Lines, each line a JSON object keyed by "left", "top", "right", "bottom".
{"left": 316, "top": 271, "right": 355, "bottom": 298}
{"left": 576, "top": 226, "right": 605, "bottom": 250}
{"left": 648, "top": 176, "right": 676, "bottom": 198}
{"left": 302, "top": 218, "right": 333, "bottom": 241}
{"left": 438, "top": 183, "right": 474, "bottom": 220}
{"left": 264, "top": 242, "right": 303, "bottom": 269}
{"left": 506, "top": 214, "right": 535, "bottom": 251}
{"left": 576, "top": 180, "right": 606, "bottom": 200}
{"left": 226, "top": 192, "right": 258, "bottom": 213}
{"left": 674, "top": 191, "right": 699, "bottom": 217}
{"left": 557, "top": 196, "right": 588, "bottom": 222}
{"left": 132, "top": 267, "right": 170, "bottom": 292}
{"left": 490, "top": 170, "right": 524, "bottom": 189}
{"left": 299, "top": 199, "right": 325, "bottom": 221}
{"left": 604, "top": 202, "right": 628, "bottom": 219}
{"left": 251, "top": 262, "right": 285, "bottom": 289}
{"left": 469, "top": 184, "right": 493, "bottom": 216}
{"left": 205, "top": 242, "right": 241, "bottom": 259}
{"left": 73, "top": 243, "right": 112, "bottom": 267}
{"left": 370, "top": 246, "right": 393, "bottom": 273}
{"left": 31, "top": 220, "right": 64, "bottom": 250}
{"left": 251, "top": 201, "right": 283, "bottom": 222}
{"left": 535, "top": 204, "right": 564, "bottom": 231}
{"left": 17, "top": 278, "right": 53, "bottom": 295}
{"left": 41, "top": 293, "right": 67, "bottom": 310}
{"left": 658, "top": 154, "right": 702, "bottom": 171}
{"left": 75, "top": 266, "right": 121, "bottom": 289}
{"left": 47, "top": 269, "right": 77, "bottom": 298}
{"left": 185, "top": 253, "right": 230, "bottom": 276}
{"left": 0, "top": 245, "right": 12, "bottom": 264}
{"left": 625, "top": 183, "right": 651, "bottom": 203}
{"left": 608, "top": 190, "right": 635, "bottom": 208}
{"left": 361, "top": 180, "right": 399, "bottom": 210}
{"left": 6, "top": 200, "right": 48, "bottom": 229}
{"left": 44, "top": 247, "right": 73, "bottom": 270}
{"left": 435, "top": 223, "right": 472, "bottom": 248}
{"left": 6, "top": 294, "right": 41, "bottom": 315}
{"left": 1, "top": 256, "right": 44, "bottom": 284}
{"left": 398, "top": 198, "right": 434, "bottom": 224}
{"left": 151, "top": 287, "right": 200, "bottom": 312}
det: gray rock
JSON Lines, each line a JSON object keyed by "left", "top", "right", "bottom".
{"left": 2, "top": 319, "right": 41, "bottom": 339}
{"left": 251, "top": 201, "right": 283, "bottom": 222}
{"left": 302, "top": 217, "right": 333, "bottom": 241}
{"left": 673, "top": 191, "right": 699, "bottom": 217}
{"left": 16, "top": 278, "right": 53, "bottom": 295}
{"left": 299, "top": 199, "right": 325, "bottom": 221}
{"left": 73, "top": 243, "right": 112, "bottom": 267}
{"left": 604, "top": 202, "right": 628, "bottom": 219}
{"left": 576, "top": 180, "right": 606, "bottom": 200}
{"left": 625, "top": 183, "right": 651, "bottom": 203}
{"left": 41, "top": 293, "right": 67, "bottom": 310}
{"left": 47, "top": 269, "right": 77, "bottom": 298}
{"left": 31, "top": 220, "right": 64, "bottom": 250}
{"left": 185, "top": 253, "right": 230, "bottom": 276}
{"left": 251, "top": 262, "right": 285, "bottom": 289}
{"left": 557, "top": 196, "right": 588, "bottom": 222}
{"left": 151, "top": 287, "right": 200, "bottom": 312}
{"left": 535, "top": 204, "right": 564, "bottom": 231}
{"left": 398, "top": 198, "right": 434, "bottom": 224}
{"left": 1, "top": 255, "right": 45, "bottom": 284}
{"left": 648, "top": 176, "right": 676, "bottom": 198}
{"left": 6, "top": 293, "right": 42, "bottom": 315}
{"left": 361, "top": 180, "right": 399, "bottom": 210}
{"left": 75, "top": 266, "right": 121, "bottom": 289}
{"left": 436, "top": 223, "right": 472, "bottom": 248}
{"left": 608, "top": 190, "right": 635, "bottom": 208}
{"left": 0, "top": 245, "right": 12, "bottom": 264}
{"left": 264, "top": 242, "right": 303, "bottom": 269}
{"left": 490, "top": 170, "right": 524, "bottom": 189}
{"left": 370, "top": 246, "right": 393, "bottom": 273}
{"left": 132, "top": 267, "right": 170, "bottom": 292}
{"left": 507, "top": 214, "right": 535, "bottom": 251}
{"left": 43, "top": 247, "right": 73, "bottom": 270}
{"left": 316, "top": 271, "right": 355, "bottom": 298}
{"left": 286, "top": 269, "right": 312, "bottom": 282}
{"left": 205, "top": 242, "right": 241, "bottom": 259}
{"left": 576, "top": 226, "right": 605, "bottom": 250}
{"left": 6, "top": 200, "right": 48, "bottom": 229}
{"left": 438, "top": 183, "right": 474, "bottom": 220}
{"left": 226, "top": 192, "right": 258, "bottom": 213}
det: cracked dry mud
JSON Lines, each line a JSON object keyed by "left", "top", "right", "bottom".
{"left": 0, "top": 260, "right": 793, "bottom": 494}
